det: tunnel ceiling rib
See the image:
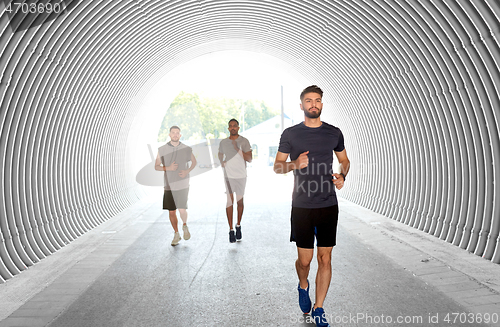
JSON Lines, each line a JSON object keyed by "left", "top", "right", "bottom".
{"left": 0, "top": 0, "right": 499, "bottom": 282}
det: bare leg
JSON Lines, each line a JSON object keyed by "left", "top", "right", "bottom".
{"left": 178, "top": 209, "right": 188, "bottom": 225}
{"left": 314, "top": 246, "right": 333, "bottom": 309}
{"left": 226, "top": 193, "right": 234, "bottom": 229}
{"left": 169, "top": 210, "right": 178, "bottom": 233}
{"left": 236, "top": 195, "right": 244, "bottom": 226}
{"left": 296, "top": 247, "right": 314, "bottom": 289}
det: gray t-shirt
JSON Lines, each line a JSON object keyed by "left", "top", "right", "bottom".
{"left": 158, "top": 142, "right": 193, "bottom": 190}
{"left": 218, "top": 136, "right": 251, "bottom": 179}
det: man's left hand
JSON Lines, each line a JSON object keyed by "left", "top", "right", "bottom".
{"left": 332, "top": 173, "right": 344, "bottom": 190}
{"left": 179, "top": 170, "right": 188, "bottom": 178}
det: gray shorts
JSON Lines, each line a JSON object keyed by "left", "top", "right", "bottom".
{"left": 224, "top": 178, "right": 246, "bottom": 196}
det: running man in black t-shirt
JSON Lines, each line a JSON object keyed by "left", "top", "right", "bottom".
{"left": 274, "top": 85, "right": 350, "bottom": 327}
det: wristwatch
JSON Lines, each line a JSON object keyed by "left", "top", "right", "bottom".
{"left": 340, "top": 173, "right": 346, "bottom": 181}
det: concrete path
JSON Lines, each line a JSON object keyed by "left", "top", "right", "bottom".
{"left": 0, "top": 168, "right": 499, "bottom": 326}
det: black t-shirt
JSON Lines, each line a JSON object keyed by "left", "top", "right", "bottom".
{"left": 278, "top": 122, "right": 345, "bottom": 208}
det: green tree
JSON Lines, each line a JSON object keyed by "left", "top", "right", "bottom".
{"left": 157, "top": 92, "right": 278, "bottom": 142}
{"left": 157, "top": 92, "right": 203, "bottom": 142}
{"left": 240, "top": 99, "right": 278, "bottom": 131}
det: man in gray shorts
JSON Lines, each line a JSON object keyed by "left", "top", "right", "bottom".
{"left": 218, "top": 119, "right": 252, "bottom": 243}
{"left": 155, "top": 126, "right": 197, "bottom": 246}
{"left": 274, "top": 85, "right": 350, "bottom": 327}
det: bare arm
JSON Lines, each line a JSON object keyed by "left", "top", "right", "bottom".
{"left": 332, "top": 148, "right": 350, "bottom": 189}
{"left": 218, "top": 152, "right": 225, "bottom": 167}
{"left": 335, "top": 149, "right": 350, "bottom": 177}
{"left": 242, "top": 150, "right": 252, "bottom": 163}
{"left": 155, "top": 153, "right": 178, "bottom": 171}
{"left": 188, "top": 153, "right": 197, "bottom": 172}
{"left": 273, "top": 151, "right": 309, "bottom": 174}
{"left": 179, "top": 153, "right": 197, "bottom": 178}
{"left": 154, "top": 153, "right": 165, "bottom": 171}
{"left": 232, "top": 140, "right": 252, "bottom": 163}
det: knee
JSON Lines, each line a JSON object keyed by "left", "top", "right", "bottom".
{"left": 237, "top": 199, "right": 244, "bottom": 207}
{"left": 169, "top": 211, "right": 177, "bottom": 218}
{"left": 297, "top": 258, "right": 311, "bottom": 269}
{"left": 317, "top": 254, "right": 332, "bottom": 267}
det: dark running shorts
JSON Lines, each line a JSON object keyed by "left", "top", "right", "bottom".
{"left": 163, "top": 188, "right": 189, "bottom": 210}
{"left": 290, "top": 205, "right": 339, "bottom": 249}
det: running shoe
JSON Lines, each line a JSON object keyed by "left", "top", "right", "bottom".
{"left": 235, "top": 225, "right": 242, "bottom": 241}
{"left": 171, "top": 232, "right": 181, "bottom": 246}
{"left": 311, "top": 307, "right": 330, "bottom": 327}
{"left": 298, "top": 280, "right": 312, "bottom": 314}
{"left": 229, "top": 230, "right": 236, "bottom": 243}
{"left": 182, "top": 224, "right": 191, "bottom": 240}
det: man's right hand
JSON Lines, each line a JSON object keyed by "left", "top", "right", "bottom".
{"left": 221, "top": 161, "right": 226, "bottom": 168}
{"left": 232, "top": 139, "right": 239, "bottom": 151}
{"left": 295, "top": 151, "right": 309, "bottom": 169}
{"left": 165, "top": 161, "right": 178, "bottom": 171}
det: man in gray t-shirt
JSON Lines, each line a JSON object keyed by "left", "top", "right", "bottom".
{"left": 155, "top": 126, "right": 197, "bottom": 246}
{"left": 218, "top": 118, "right": 252, "bottom": 243}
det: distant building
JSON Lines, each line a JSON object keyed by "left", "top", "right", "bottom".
{"left": 241, "top": 114, "right": 293, "bottom": 167}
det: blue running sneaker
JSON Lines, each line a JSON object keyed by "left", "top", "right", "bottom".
{"left": 235, "top": 225, "right": 242, "bottom": 241}
{"left": 229, "top": 230, "right": 236, "bottom": 243}
{"left": 312, "top": 307, "right": 330, "bottom": 327}
{"left": 297, "top": 280, "right": 312, "bottom": 314}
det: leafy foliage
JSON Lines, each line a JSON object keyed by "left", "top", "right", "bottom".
{"left": 158, "top": 92, "right": 278, "bottom": 142}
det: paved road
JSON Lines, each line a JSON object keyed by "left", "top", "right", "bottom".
{"left": 1, "top": 168, "right": 497, "bottom": 326}
{"left": 47, "top": 202, "right": 489, "bottom": 326}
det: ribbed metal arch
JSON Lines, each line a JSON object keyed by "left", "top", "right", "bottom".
{"left": 1, "top": 0, "right": 499, "bottom": 283}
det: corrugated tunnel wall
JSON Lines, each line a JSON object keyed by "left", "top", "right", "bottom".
{"left": 0, "top": 0, "right": 499, "bottom": 282}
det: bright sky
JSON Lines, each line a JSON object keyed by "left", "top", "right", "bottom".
{"left": 129, "top": 50, "right": 313, "bottom": 180}
{"left": 140, "top": 50, "right": 311, "bottom": 142}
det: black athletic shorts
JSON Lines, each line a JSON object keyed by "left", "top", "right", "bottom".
{"left": 163, "top": 188, "right": 189, "bottom": 210}
{"left": 290, "top": 205, "right": 339, "bottom": 249}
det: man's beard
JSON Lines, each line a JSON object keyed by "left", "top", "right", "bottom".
{"left": 304, "top": 108, "right": 321, "bottom": 118}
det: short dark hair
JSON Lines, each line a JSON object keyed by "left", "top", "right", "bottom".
{"left": 228, "top": 118, "right": 239, "bottom": 126}
{"left": 300, "top": 85, "right": 323, "bottom": 100}
{"left": 170, "top": 125, "right": 180, "bottom": 131}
